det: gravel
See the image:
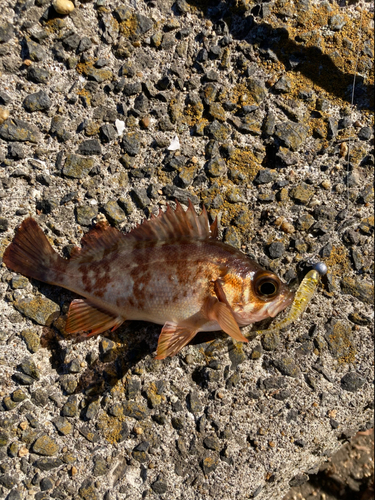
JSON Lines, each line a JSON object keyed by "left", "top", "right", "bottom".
{"left": 0, "top": 1, "right": 373, "bottom": 500}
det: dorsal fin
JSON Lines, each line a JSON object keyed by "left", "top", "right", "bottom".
{"left": 128, "top": 200, "right": 218, "bottom": 242}
{"left": 70, "top": 220, "right": 125, "bottom": 260}
{"left": 70, "top": 202, "right": 218, "bottom": 260}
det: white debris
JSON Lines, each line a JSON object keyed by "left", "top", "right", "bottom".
{"left": 167, "top": 135, "right": 180, "bottom": 151}
{"left": 115, "top": 119, "right": 125, "bottom": 136}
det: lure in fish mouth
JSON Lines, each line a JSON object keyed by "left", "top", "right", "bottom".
{"left": 3, "top": 201, "right": 294, "bottom": 359}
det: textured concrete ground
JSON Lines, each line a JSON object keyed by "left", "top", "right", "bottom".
{"left": 0, "top": 0, "right": 373, "bottom": 499}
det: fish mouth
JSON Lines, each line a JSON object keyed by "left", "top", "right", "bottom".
{"left": 266, "top": 290, "right": 295, "bottom": 318}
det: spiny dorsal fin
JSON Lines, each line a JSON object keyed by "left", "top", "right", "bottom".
{"left": 128, "top": 200, "right": 218, "bottom": 242}
{"left": 70, "top": 220, "right": 125, "bottom": 260}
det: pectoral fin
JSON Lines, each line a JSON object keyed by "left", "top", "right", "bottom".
{"left": 202, "top": 296, "right": 248, "bottom": 343}
{"left": 66, "top": 299, "right": 124, "bottom": 337}
{"left": 155, "top": 322, "right": 198, "bottom": 360}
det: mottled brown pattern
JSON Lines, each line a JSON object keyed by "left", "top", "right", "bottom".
{"left": 4, "top": 205, "right": 293, "bottom": 358}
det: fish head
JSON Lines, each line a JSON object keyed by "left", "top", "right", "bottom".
{"left": 230, "top": 270, "right": 294, "bottom": 325}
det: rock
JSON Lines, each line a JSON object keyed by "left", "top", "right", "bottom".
{"left": 151, "top": 479, "right": 168, "bottom": 495}
{"left": 254, "top": 169, "right": 277, "bottom": 185}
{"left": 341, "top": 372, "right": 366, "bottom": 392}
{"left": 62, "top": 154, "right": 95, "bottom": 179}
{"left": 53, "top": 417, "right": 73, "bottom": 436}
{"left": 26, "top": 40, "right": 46, "bottom": 62}
{"left": 0, "top": 474, "right": 17, "bottom": 489}
{"left": 0, "top": 217, "right": 9, "bottom": 231}
{"left": 131, "top": 188, "right": 150, "bottom": 209}
{"left": 122, "top": 401, "right": 148, "bottom": 420}
{"left": 0, "top": 107, "right": 9, "bottom": 124}
{"left": 246, "top": 78, "right": 267, "bottom": 103}
{"left": 274, "top": 75, "right": 292, "bottom": 93}
{"left": 0, "top": 22, "right": 14, "bottom": 43}
{"left": 13, "top": 296, "right": 60, "bottom": 326}
{"left": 122, "top": 133, "right": 141, "bottom": 156}
{"left": 329, "top": 14, "right": 346, "bottom": 31}
{"left": 19, "top": 358, "right": 40, "bottom": 380}
{"left": 206, "top": 120, "right": 231, "bottom": 141}
{"left": 0, "top": 118, "right": 40, "bottom": 142}
{"left": 275, "top": 121, "right": 308, "bottom": 151}
{"left": 358, "top": 127, "right": 372, "bottom": 140}
{"left": 289, "top": 183, "right": 315, "bottom": 204}
{"left": 62, "top": 396, "right": 78, "bottom": 417}
{"left": 53, "top": 0, "right": 75, "bottom": 15}
{"left": 206, "top": 157, "right": 226, "bottom": 177}
{"left": 27, "top": 67, "right": 50, "bottom": 84}
{"left": 340, "top": 276, "right": 374, "bottom": 305}
{"left": 123, "top": 82, "right": 142, "bottom": 96}
{"left": 273, "top": 358, "right": 301, "bottom": 378}
{"left": 268, "top": 242, "right": 285, "bottom": 259}
{"left": 100, "top": 124, "right": 116, "bottom": 143}
{"left": 77, "top": 139, "right": 102, "bottom": 156}
{"left": 23, "top": 91, "right": 51, "bottom": 112}
{"left": 289, "top": 474, "right": 309, "bottom": 487}
{"left": 102, "top": 200, "right": 126, "bottom": 226}
{"left": 324, "top": 319, "right": 354, "bottom": 361}
{"left": 79, "top": 480, "right": 99, "bottom": 500}
{"left": 32, "top": 435, "right": 59, "bottom": 456}
{"left": 201, "top": 454, "right": 219, "bottom": 475}
{"left": 12, "top": 373, "right": 35, "bottom": 386}
{"left": 75, "top": 205, "right": 98, "bottom": 226}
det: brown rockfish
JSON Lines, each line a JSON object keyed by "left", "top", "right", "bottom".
{"left": 3, "top": 202, "right": 294, "bottom": 359}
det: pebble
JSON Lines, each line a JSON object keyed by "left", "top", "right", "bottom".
{"left": 13, "top": 296, "right": 60, "bottom": 326}
{"left": 0, "top": 118, "right": 41, "bottom": 143}
{"left": 268, "top": 242, "right": 285, "bottom": 259}
{"left": 122, "top": 133, "right": 141, "bottom": 156}
{"left": 0, "top": 107, "right": 9, "bottom": 125}
{"left": 32, "top": 435, "right": 59, "bottom": 456}
{"left": 19, "top": 358, "right": 40, "bottom": 380}
{"left": 340, "top": 372, "right": 366, "bottom": 392}
{"left": 275, "top": 121, "right": 308, "bottom": 151}
{"left": 340, "top": 276, "right": 374, "bottom": 305}
{"left": 151, "top": 479, "right": 168, "bottom": 495}
{"left": 77, "top": 139, "right": 102, "bottom": 156}
{"left": 53, "top": 0, "right": 75, "bottom": 15}
{"left": 23, "top": 91, "right": 51, "bottom": 112}
{"left": 324, "top": 319, "right": 353, "bottom": 360}
{"left": 254, "top": 169, "right": 277, "bottom": 185}
{"left": 122, "top": 401, "right": 148, "bottom": 420}
{"left": 62, "top": 154, "right": 95, "bottom": 179}
{"left": 53, "top": 417, "right": 73, "bottom": 436}
{"left": 76, "top": 205, "right": 98, "bottom": 226}
{"left": 290, "top": 183, "right": 315, "bottom": 204}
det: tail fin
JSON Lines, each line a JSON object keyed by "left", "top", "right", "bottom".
{"left": 3, "top": 218, "right": 67, "bottom": 285}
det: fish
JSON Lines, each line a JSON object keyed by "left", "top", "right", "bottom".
{"left": 3, "top": 201, "right": 294, "bottom": 359}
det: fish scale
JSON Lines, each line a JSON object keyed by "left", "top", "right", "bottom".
{"left": 3, "top": 201, "right": 294, "bottom": 359}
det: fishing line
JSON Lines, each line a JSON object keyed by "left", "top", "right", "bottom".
{"left": 346, "top": 0, "right": 365, "bottom": 209}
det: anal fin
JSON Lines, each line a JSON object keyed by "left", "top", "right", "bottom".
{"left": 65, "top": 299, "right": 124, "bottom": 337}
{"left": 155, "top": 322, "right": 198, "bottom": 360}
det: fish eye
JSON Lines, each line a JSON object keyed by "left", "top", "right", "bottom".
{"left": 256, "top": 277, "right": 279, "bottom": 298}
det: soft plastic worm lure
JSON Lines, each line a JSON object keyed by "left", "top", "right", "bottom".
{"left": 249, "top": 262, "right": 328, "bottom": 337}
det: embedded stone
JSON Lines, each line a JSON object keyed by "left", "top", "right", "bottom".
{"left": 32, "top": 435, "right": 59, "bottom": 456}
{"left": 0, "top": 118, "right": 40, "bottom": 142}
{"left": 13, "top": 296, "right": 60, "bottom": 326}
